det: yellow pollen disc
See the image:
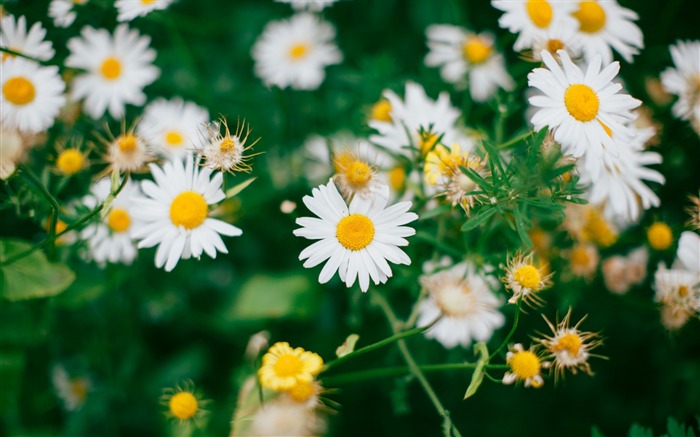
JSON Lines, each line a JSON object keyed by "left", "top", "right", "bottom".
{"left": 333, "top": 152, "right": 355, "bottom": 174}
{"left": 584, "top": 210, "right": 617, "bottom": 247}
{"left": 388, "top": 166, "right": 406, "bottom": 191}
{"left": 419, "top": 132, "right": 439, "bottom": 155}
{"left": 169, "top": 392, "right": 198, "bottom": 420}
{"left": 107, "top": 208, "right": 131, "bottom": 233}
{"left": 573, "top": 1, "right": 607, "bottom": 34}
{"left": 56, "top": 149, "right": 84, "bottom": 175}
{"left": 55, "top": 220, "right": 68, "bottom": 234}
{"left": 220, "top": 137, "right": 236, "bottom": 153}
{"left": 142, "top": 0, "right": 156, "bottom": 4}
{"left": 289, "top": 43, "right": 308, "bottom": 60}
{"left": 371, "top": 99, "right": 392, "bottom": 122}
{"left": 336, "top": 214, "right": 375, "bottom": 251}
{"left": 100, "top": 57, "right": 122, "bottom": 80}
{"left": 570, "top": 246, "right": 591, "bottom": 267}
{"left": 553, "top": 332, "right": 583, "bottom": 356}
{"left": 117, "top": 134, "right": 138, "bottom": 152}
{"left": 564, "top": 84, "right": 599, "bottom": 122}
{"left": 273, "top": 354, "right": 302, "bottom": 377}
{"left": 598, "top": 120, "right": 613, "bottom": 137}
{"left": 463, "top": 37, "right": 492, "bottom": 64}
{"left": 165, "top": 131, "right": 184, "bottom": 147}
{"left": 678, "top": 285, "right": 689, "bottom": 297}
{"left": 647, "top": 222, "right": 673, "bottom": 250}
{"left": 170, "top": 191, "right": 208, "bottom": 230}
{"left": 286, "top": 380, "right": 316, "bottom": 403}
{"left": 69, "top": 379, "right": 88, "bottom": 401}
{"left": 344, "top": 160, "right": 372, "bottom": 186}
{"left": 509, "top": 351, "right": 540, "bottom": 379}
{"left": 526, "top": 0, "right": 553, "bottom": 28}
{"left": 513, "top": 265, "right": 541, "bottom": 290}
{"left": 547, "top": 39, "right": 565, "bottom": 53}
{"left": 3, "top": 76, "right": 36, "bottom": 105}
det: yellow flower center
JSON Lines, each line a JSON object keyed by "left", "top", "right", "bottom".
{"left": 678, "top": 285, "right": 689, "bottom": 298}
{"left": 584, "top": 210, "right": 617, "bottom": 247}
{"left": 69, "top": 379, "right": 88, "bottom": 402}
{"left": 388, "top": 166, "right": 406, "bottom": 191}
{"left": 570, "top": 246, "right": 591, "bottom": 267}
{"left": 220, "top": 137, "right": 236, "bottom": 153}
{"left": 170, "top": 191, "right": 208, "bottom": 229}
{"left": 435, "top": 281, "right": 476, "bottom": 317}
{"left": 107, "top": 208, "right": 131, "bottom": 233}
{"left": 168, "top": 392, "right": 198, "bottom": 420}
{"left": 552, "top": 332, "right": 583, "bottom": 356}
{"left": 573, "top": 1, "right": 607, "bottom": 34}
{"left": 336, "top": 214, "right": 375, "bottom": 251}
{"left": 547, "top": 39, "right": 565, "bottom": 53}
{"left": 463, "top": 37, "right": 492, "bottom": 64}
{"left": 55, "top": 219, "right": 68, "bottom": 234}
{"left": 371, "top": 99, "right": 392, "bottom": 122}
{"left": 509, "top": 350, "right": 540, "bottom": 379}
{"left": 333, "top": 152, "right": 355, "bottom": 173}
{"left": 526, "top": 0, "right": 553, "bottom": 28}
{"left": 117, "top": 134, "right": 138, "bottom": 152}
{"left": 647, "top": 222, "right": 673, "bottom": 250}
{"left": 286, "top": 380, "right": 316, "bottom": 403}
{"left": 418, "top": 132, "right": 439, "bottom": 155}
{"left": 100, "top": 57, "right": 122, "bottom": 80}
{"left": 165, "top": 131, "right": 184, "bottom": 147}
{"left": 273, "top": 354, "right": 302, "bottom": 377}
{"left": 513, "top": 265, "right": 541, "bottom": 289}
{"left": 56, "top": 149, "right": 84, "bottom": 175}
{"left": 564, "top": 84, "right": 599, "bottom": 122}
{"left": 343, "top": 160, "right": 372, "bottom": 186}
{"left": 3, "top": 76, "right": 36, "bottom": 105}
{"left": 142, "top": 0, "right": 155, "bottom": 4}
{"left": 289, "top": 43, "right": 308, "bottom": 60}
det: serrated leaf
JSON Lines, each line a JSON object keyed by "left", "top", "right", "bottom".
{"left": 1, "top": 239, "right": 75, "bottom": 301}
{"left": 336, "top": 334, "right": 360, "bottom": 358}
{"left": 461, "top": 207, "right": 498, "bottom": 232}
{"left": 464, "top": 342, "right": 489, "bottom": 400}
{"left": 226, "top": 177, "right": 257, "bottom": 199}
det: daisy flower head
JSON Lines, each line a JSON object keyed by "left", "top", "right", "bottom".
{"left": 332, "top": 147, "right": 384, "bottom": 200}
{"left": 654, "top": 264, "right": 700, "bottom": 327}
{"left": 1, "top": 57, "right": 66, "bottom": 133}
{"left": 424, "top": 26, "right": 514, "bottom": 101}
{"left": 55, "top": 142, "right": 89, "bottom": 177}
{"left": 275, "top": 0, "right": 338, "bottom": 11}
{"left": 66, "top": 24, "right": 159, "bottom": 119}
{"left": 161, "top": 380, "right": 208, "bottom": 425}
{"left": 80, "top": 178, "right": 141, "bottom": 266}
{"left": 677, "top": 231, "right": 700, "bottom": 275}
{"left": 98, "top": 122, "right": 152, "bottom": 174}
{"left": 252, "top": 12, "right": 342, "bottom": 90}
{"left": 537, "top": 308, "right": 603, "bottom": 380}
{"left": 131, "top": 154, "right": 242, "bottom": 272}
{"left": 571, "top": 0, "right": 643, "bottom": 64}
{"left": 660, "top": 41, "right": 700, "bottom": 129}
{"left": 528, "top": 50, "right": 641, "bottom": 160}
{"left": 566, "top": 243, "right": 599, "bottom": 279}
{"left": 416, "top": 261, "right": 505, "bottom": 348}
{"left": 197, "top": 117, "right": 258, "bottom": 174}
{"left": 0, "top": 123, "right": 30, "bottom": 179}
{"left": 491, "top": 0, "right": 578, "bottom": 52}
{"left": 1, "top": 15, "right": 55, "bottom": 62}
{"left": 502, "top": 343, "right": 550, "bottom": 388}
{"left": 527, "top": 20, "right": 584, "bottom": 62}
{"left": 250, "top": 396, "right": 326, "bottom": 437}
{"left": 293, "top": 180, "right": 418, "bottom": 292}
{"left": 282, "top": 379, "right": 324, "bottom": 409}
{"left": 302, "top": 131, "right": 367, "bottom": 185}
{"left": 48, "top": 0, "right": 87, "bottom": 28}
{"left": 502, "top": 252, "right": 553, "bottom": 306}
{"left": 602, "top": 246, "right": 648, "bottom": 295}
{"left": 258, "top": 342, "right": 323, "bottom": 392}
{"left": 647, "top": 221, "right": 673, "bottom": 251}
{"left": 115, "top": 0, "right": 174, "bottom": 22}
{"left": 137, "top": 97, "right": 209, "bottom": 158}
{"left": 51, "top": 366, "right": 90, "bottom": 411}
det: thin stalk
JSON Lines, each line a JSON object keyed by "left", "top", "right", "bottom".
{"left": 490, "top": 299, "right": 522, "bottom": 360}
{"left": 497, "top": 131, "right": 532, "bottom": 150}
{"left": 18, "top": 165, "right": 61, "bottom": 260}
{"left": 323, "top": 363, "right": 510, "bottom": 386}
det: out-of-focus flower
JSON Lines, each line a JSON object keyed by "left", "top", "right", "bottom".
{"left": 54, "top": 140, "right": 89, "bottom": 176}
{"left": 527, "top": 21, "right": 583, "bottom": 62}
{"left": 660, "top": 40, "right": 700, "bottom": 135}
{"left": 138, "top": 97, "right": 209, "bottom": 159}
{"left": 685, "top": 193, "right": 700, "bottom": 230}
{"left": 1, "top": 15, "right": 55, "bottom": 61}
{"left": 115, "top": 0, "right": 173, "bottom": 22}
{"left": 647, "top": 222, "right": 673, "bottom": 251}
{"left": 280, "top": 200, "right": 297, "bottom": 214}
{"left": 502, "top": 343, "right": 550, "bottom": 388}
{"left": 566, "top": 243, "right": 599, "bottom": 280}
{"left": 98, "top": 125, "right": 152, "bottom": 174}
{"left": 502, "top": 252, "right": 553, "bottom": 306}
{"left": 245, "top": 330, "right": 271, "bottom": 362}
{"left": 258, "top": 342, "right": 323, "bottom": 391}
{"left": 275, "top": 0, "right": 338, "bottom": 11}
{"left": 48, "top": 0, "right": 87, "bottom": 28}
{"left": 250, "top": 396, "right": 326, "bottom": 437}
{"left": 0, "top": 123, "right": 29, "bottom": 179}
{"left": 52, "top": 366, "right": 90, "bottom": 411}
{"left": 332, "top": 148, "right": 383, "bottom": 200}
{"left": 602, "top": 247, "right": 648, "bottom": 294}
{"left": 197, "top": 117, "right": 258, "bottom": 174}
{"left": 161, "top": 381, "right": 207, "bottom": 424}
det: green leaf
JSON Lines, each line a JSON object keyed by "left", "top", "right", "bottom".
{"left": 461, "top": 207, "right": 498, "bottom": 232}
{"left": 629, "top": 423, "right": 654, "bottom": 437}
{"left": 464, "top": 342, "right": 489, "bottom": 399}
{"left": 336, "top": 334, "right": 360, "bottom": 358}
{"left": 0, "top": 239, "right": 75, "bottom": 301}
{"left": 226, "top": 177, "right": 257, "bottom": 199}
{"left": 591, "top": 426, "right": 606, "bottom": 437}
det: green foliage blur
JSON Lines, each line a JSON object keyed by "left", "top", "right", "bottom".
{"left": 1, "top": 0, "right": 700, "bottom": 436}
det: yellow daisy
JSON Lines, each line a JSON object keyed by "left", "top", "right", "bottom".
{"left": 258, "top": 342, "right": 323, "bottom": 391}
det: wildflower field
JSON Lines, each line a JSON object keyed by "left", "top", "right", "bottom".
{"left": 1, "top": 0, "right": 700, "bottom": 436}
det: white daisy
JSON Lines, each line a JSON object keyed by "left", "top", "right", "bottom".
{"left": 528, "top": 49, "right": 640, "bottom": 160}
{"left": 1, "top": 58, "right": 66, "bottom": 133}
{"left": 98, "top": 126, "right": 153, "bottom": 173}
{"left": 571, "top": 0, "right": 643, "bottom": 64}
{"left": 275, "top": 0, "right": 338, "bottom": 11}
{"left": 252, "top": 12, "right": 342, "bottom": 90}
{"left": 293, "top": 180, "right": 418, "bottom": 292}
{"left": 424, "top": 26, "right": 514, "bottom": 101}
{"left": 48, "top": 0, "right": 87, "bottom": 28}
{"left": 80, "top": 178, "right": 141, "bottom": 266}
{"left": 115, "top": 0, "right": 174, "bottom": 22}
{"left": 491, "top": 0, "right": 578, "bottom": 52}
{"left": 602, "top": 246, "right": 648, "bottom": 295}
{"left": 137, "top": 97, "right": 209, "bottom": 158}
{"left": 368, "top": 82, "right": 465, "bottom": 158}
{"left": 676, "top": 231, "right": 700, "bottom": 275}
{"left": 528, "top": 20, "right": 584, "bottom": 62}
{"left": 302, "top": 131, "right": 364, "bottom": 185}
{"left": 66, "top": 24, "right": 160, "bottom": 119}
{"left": 0, "top": 123, "right": 28, "bottom": 179}
{"left": 131, "top": 155, "right": 242, "bottom": 272}
{"left": 654, "top": 264, "right": 700, "bottom": 317}
{"left": 502, "top": 252, "right": 553, "bottom": 306}
{"left": 416, "top": 261, "right": 505, "bottom": 348}
{"left": 660, "top": 41, "right": 700, "bottom": 128}
{"left": 197, "top": 117, "right": 258, "bottom": 174}
{"left": 1, "top": 15, "right": 55, "bottom": 62}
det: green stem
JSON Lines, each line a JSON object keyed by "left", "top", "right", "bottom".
{"left": 490, "top": 299, "right": 522, "bottom": 360}
{"left": 0, "top": 46, "right": 50, "bottom": 65}
{"left": 18, "top": 165, "right": 61, "bottom": 260}
{"left": 496, "top": 131, "right": 532, "bottom": 150}
{"left": 323, "top": 363, "right": 510, "bottom": 386}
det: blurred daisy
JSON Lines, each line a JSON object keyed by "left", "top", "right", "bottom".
{"left": 566, "top": 243, "right": 599, "bottom": 279}
{"left": 283, "top": 379, "right": 324, "bottom": 408}
{"left": 66, "top": 24, "right": 159, "bottom": 119}
{"left": 275, "top": 0, "right": 338, "bottom": 11}
{"left": 294, "top": 180, "right": 417, "bottom": 292}
{"left": 677, "top": 231, "right": 700, "bottom": 274}
{"left": 197, "top": 117, "right": 258, "bottom": 174}
{"left": 571, "top": 0, "right": 643, "bottom": 64}
{"left": 55, "top": 146, "right": 88, "bottom": 177}
{"left": 137, "top": 97, "right": 209, "bottom": 158}
{"left": 1, "top": 58, "right": 66, "bottom": 133}
{"left": 425, "top": 26, "right": 514, "bottom": 101}
{"left": 252, "top": 12, "right": 342, "bottom": 90}
{"left": 48, "top": 0, "right": 87, "bottom": 28}
{"left": 51, "top": 366, "right": 90, "bottom": 411}
{"left": 527, "top": 21, "right": 583, "bottom": 62}
{"left": 80, "top": 178, "right": 141, "bottom": 266}
{"left": 250, "top": 397, "right": 326, "bottom": 437}
{"left": 258, "top": 342, "right": 323, "bottom": 391}
{"left": 115, "top": 0, "right": 174, "bottom": 22}
{"left": 654, "top": 264, "right": 699, "bottom": 327}
{"left": 131, "top": 155, "right": 242, "bottom": 272}
{"left": 491, "top": 0, "right": 578, "bottom": 52}
{"left": 647, "top": 222, "right": 673, "bottom": 251}
{"left": 660, "top": 41, "right": 700, "bottom": 131}
{"left": 302, "top": 131, "right": 368, "bottom": 185}
{"left": 537, "top": 308, "right": 603, "bottom": 379}
{"left": 0, "top": 123, "right": 29, "bottom": 179}
{"left": 528, "top": 50, "right": 640, "bottom": 160}
{"left": 602, "top": 247, "right": 648, "bottom": 295}
{"left": 1, "top": 15, "right": 55, "bottom": 62}
{"left": 332, "top": 148, "right": 383, "bottom": 200}
{"left": 502, "top": 343, "right": 550, "bottom": 388}
{"left": 416, "top": 261, "right": 505, "bottom": 348}
{"left": 161, "top": 381, "right": 208, "bottom": 425}
{"left": 97, "top": 124, "right": 152, "bottom": 173}
{"left": 502, "top": 252, "right": 553, "bottom": 306}
{"left": 563, "top": 203, "right": 618, "bottom": 247}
